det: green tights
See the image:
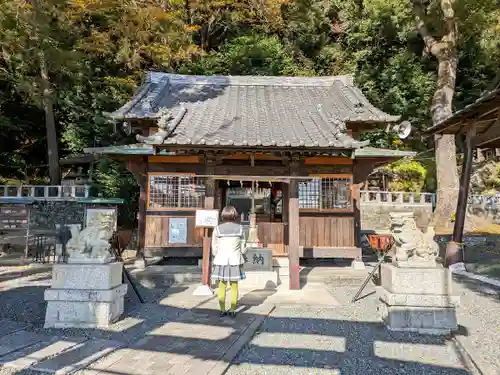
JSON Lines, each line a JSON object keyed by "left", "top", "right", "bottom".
{"left": 217, "top": 280, "right": 238, "bottom": 312}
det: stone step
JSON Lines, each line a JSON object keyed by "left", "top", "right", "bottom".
{"left": 130, "top": 265, "right": 202, "bottom": 288}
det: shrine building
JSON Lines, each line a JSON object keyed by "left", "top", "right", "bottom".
{"left": 85, "top": 72, "right": 414, "bottom": 289}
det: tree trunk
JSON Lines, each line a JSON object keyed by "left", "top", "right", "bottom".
{"left": 39, "top": 50, "right": 61, "bottom": 185}
{"left": 430, "top": 57, "right": 460, "bottom": 234}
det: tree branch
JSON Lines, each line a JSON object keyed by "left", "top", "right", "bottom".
{"left": 410, "top": 0, "right": 443, "bottom": 58}
{"left": 439, "top": 0, "right": 458, "bottom": 47}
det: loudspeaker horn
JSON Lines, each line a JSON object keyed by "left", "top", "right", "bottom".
{"left": 122, "top": 121, "right": 132, "bottom": 135}
{"left": 396, "top": 121, "right": 412, "bottom": 139}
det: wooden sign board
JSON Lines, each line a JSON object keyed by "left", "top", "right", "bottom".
{"left": 0, "top": 205, "right": 30, "bottom": 230}
{"left": 195, "top": 209, "right": 219, "bottom": 228}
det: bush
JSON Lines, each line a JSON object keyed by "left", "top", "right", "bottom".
{"left": 382, "top": 159, "right": 427, "bottom": 192}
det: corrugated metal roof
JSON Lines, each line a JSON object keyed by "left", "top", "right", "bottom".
{"left": 108, "top": 72, "right": 400, "bottom": 149}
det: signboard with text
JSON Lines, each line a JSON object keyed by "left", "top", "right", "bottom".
{"left": 0, "top": 206, "right": 30, "bottom": 230}
{"left": 243, "top": 247, "right": 273, "bottom": 272}
{"left": 195, "top": 209, "right": 219, "bottom": 228}
{"left": 168, "top": 217, "right": 188, "bottom": 244}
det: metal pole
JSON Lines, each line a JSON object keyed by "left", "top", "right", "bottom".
{"left": 351, "top": 258, "right": 384, "bottom": 303}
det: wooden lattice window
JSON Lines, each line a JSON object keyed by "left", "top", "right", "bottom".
{"left": 299, "top": 176, "right": 352, "bottom": 211}
{"left": 148, "top": 175, "right": 206, "bottom": 209}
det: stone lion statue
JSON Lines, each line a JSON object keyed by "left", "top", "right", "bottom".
{"left": 389, "top": 212, "right": 439, "bottom": 266}
{"left": 65, "top": 211, "right": 116, "bottom": 262}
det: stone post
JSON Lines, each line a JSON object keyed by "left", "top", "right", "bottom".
{"left": 377, "top": 212, "right": 459, "bottom": 335}
{"left": 44, "top": 212, "right": 127, "bottom": 328}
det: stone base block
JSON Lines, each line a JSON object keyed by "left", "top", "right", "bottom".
{"left": 381, "top": 263, "right": 452, "bottom": 295}
{"left": 377, "top": 269, "right": 459, "bottom": 335}
{"left": 378, "top": 287, "right": 460, "bottom": 308}
{"left": 44, "top": 262, "right": 127, "bottom": 329}
{"left": 351, "top": 260, "right": 366, "bottom": 270}
{"left": 51, "top": 262, "right": 123, "bottom": 290}
{"left": 239, "top": 270, "right": 279, "bottom": 290}
{"left": 44, "top": 284, "right": 127, "bottom": 329}
{"left": 192, "top": 284, "right": 214, "bottom": 296}
{"left": 378, "top": 301, "right": 457, "bottom": 335}
{"left": 273, "top": 257, "right": 290, "bottom": 283}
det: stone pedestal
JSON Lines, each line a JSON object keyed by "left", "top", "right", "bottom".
{"left": 44, "top": 262, "right": 127, "bottom": 329}
{"left": 241, "top": 247, "right": 279, "bottom": 289}
{"left": 377, "top": 263, "right": 459, "bottom": 335}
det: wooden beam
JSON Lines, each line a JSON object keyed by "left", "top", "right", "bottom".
{"left": 222, "top": 153, "right": 282, "bottom": 161}
{"left": 446, "top": 120, "right": 476, "bottom": 266}
{"left": 148, "top": 155, "right": 200, "bottom": 163}
{"left": 472, "top": 109, "right": 500, "bottom": 147}
{"left": 288, "top": 158, "right": 300, "bottom": 290}
{"left": 303, "top": 157, "right": 353, "bottom": 165}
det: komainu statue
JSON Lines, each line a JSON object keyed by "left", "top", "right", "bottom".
{"left": 65, "top": 210, "right": 116, "bottom": 263}
{"left": 136, "top": 106, "right": 187, "bottom": 144}
{"left": 389, "top": 212, "right": 439, "bottom": 267}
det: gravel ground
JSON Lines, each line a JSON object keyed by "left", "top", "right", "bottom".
{"left": 226, "top": 280, "right": 478, "bottom": 375}
{"left": 451, "top": 274, "right": 500, "bottom": 374}
{"left": 0, "top": 266, "right": 498, "bottom": 375}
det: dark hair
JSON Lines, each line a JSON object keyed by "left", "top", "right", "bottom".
{"left": 220, "top": 205, "right": 238, "bottom": 222}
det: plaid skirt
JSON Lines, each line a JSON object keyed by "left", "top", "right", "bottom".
{"left": 211, "top": 264, "right": 246, "bottom": 282}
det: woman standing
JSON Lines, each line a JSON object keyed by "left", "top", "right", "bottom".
{"left": 211, "top": 205, "right": 247, "bottom": 317}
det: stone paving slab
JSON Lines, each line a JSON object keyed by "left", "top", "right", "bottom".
{"left": 0, "top": 319, "right": 30, "bottom": 336}
{"left": 32, "top": 339, "right": 124, "bottom": 374}
{"left": 0, "top": 337, "right": 87, "bottom": 370}
{"left": 226, "top": 293, "right": 473, "bottom": 375}
{"left": 79, "top": 298, "right": 274, "bottom": 375}
{"left": 0, "top": 331, "right": 47, "bottom": 357}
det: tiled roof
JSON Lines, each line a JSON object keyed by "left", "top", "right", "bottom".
{"left": 353, "top": 147, "right": 416, "bottom": 158}
{"left": 83, "top": 144, "right": 415, "bottom": 160}
{"left": 108, "top": 72, "right": 401, "bottom": 149}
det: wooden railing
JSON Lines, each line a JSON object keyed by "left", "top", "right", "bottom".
{"left": 0, "top": 185, "right": 91, "bottom": 200}
{"left": 360, "top": 191, "right": 436, "bottom": 206}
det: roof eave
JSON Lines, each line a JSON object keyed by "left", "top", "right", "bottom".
{"left": 426, "top": 88, "right": 500, "bottom": 135}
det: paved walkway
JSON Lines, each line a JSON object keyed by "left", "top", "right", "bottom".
{"left": 0, "top": 265, "right": 498, "bottom": 375}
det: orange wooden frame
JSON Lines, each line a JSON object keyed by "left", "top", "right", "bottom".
{"left": 299, "top": 173, "right": 354, "bottom": 213}
{"left": 303, "top": 157, "right": 353, "bottom": 165}
{"left": 146, "top": 172, "right": 204, "bottom": 211}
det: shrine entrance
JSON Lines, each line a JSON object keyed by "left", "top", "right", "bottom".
{"left": 216, "top": 178, "right": 286, "bottom": 256}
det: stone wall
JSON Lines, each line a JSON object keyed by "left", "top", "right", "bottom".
{"left": 360, "top": 203, "right": 432, "bottom": 231}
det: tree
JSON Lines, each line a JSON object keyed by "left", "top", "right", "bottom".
{"left": 0, "top": 0, "right": 72, "bottom": 184}
{"left": 409, "top": 0, "right": 460, "bottom": 235}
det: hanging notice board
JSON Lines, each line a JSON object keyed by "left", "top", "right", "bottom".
{"left": 168, "top": 217, "right": 188, "bottom": 244}
{"left": 0, "top": 205, "right": 30, "bottom": 230}
{"left": 0, "top": 198, "right": 35, "bottom": 257}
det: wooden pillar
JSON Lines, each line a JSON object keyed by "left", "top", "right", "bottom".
{"left": 282, "top": 183, "right": 289, "bottom": 252}
{"left": 352, "top": 160, "right": 362, "bottom": 254}
{"left": 446, "top": 123, "right": 475, "bottom": 266}
{"left": 127, "top": 157, "right": 147, "bottom": 261}
{"left": 288, "top": 159, "right": 300, "bottom": 290}
{"left": 201, "top": 155, "right": 216, "bottom": 286}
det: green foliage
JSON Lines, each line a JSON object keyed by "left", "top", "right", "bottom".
{"left": 1, "top": 0, "right": 500, "bottom": 207}
{"left": 180, "top": 34, "right": 312, "bottom": 76}
{"left": 381, "top": 159, "right": 427, "bottom": 192}
{"left": 93, "top": 157, "right": 138, "bottom": 228}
